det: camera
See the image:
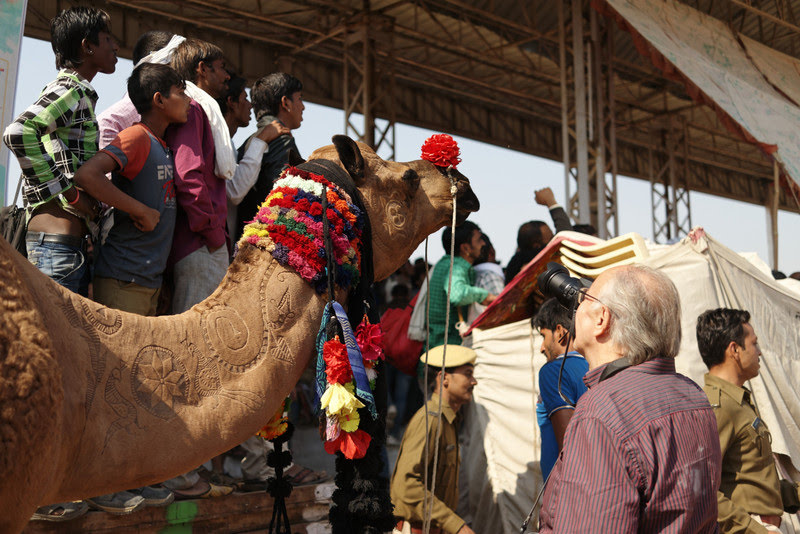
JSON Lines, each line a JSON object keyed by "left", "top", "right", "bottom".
{"left": 537, "top": 262, "right": 591, "bottom": 310}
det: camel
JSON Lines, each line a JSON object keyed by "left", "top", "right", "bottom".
{"left": 0, "top": 135, "right": 479, "bottom": 534}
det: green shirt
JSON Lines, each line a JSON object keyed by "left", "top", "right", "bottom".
{"left": 3, "top": 70, "right": 99, "bottom": 208}
{"left": 427, "top": 255, "right": 488, "bottom": 349}
{"left": 390, "top": 394, "right": 465, "bottom": 534}
{"left": 703, "top": 373, "right": 782, "bottom": 534}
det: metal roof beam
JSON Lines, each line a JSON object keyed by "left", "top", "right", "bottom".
{"left": 726, "top": 0, "right": 800, "bottom": 34}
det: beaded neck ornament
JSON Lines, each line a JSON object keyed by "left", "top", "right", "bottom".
{"left": 238, "top": 165, "right": 365, "bottom": 295}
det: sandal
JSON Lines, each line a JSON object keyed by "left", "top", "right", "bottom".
{"left": 30, "top": 501, "right": 89, "bottom": 522}
{"left": 201, "top": 483, "right": 234, "bottom": 498}
{"left": 284, "top": 465, "right": 331, "bottom": 487}
{"left": 209, "top": 471, "right": 241, "bottom": 488}
{"left": 238, "top": 479, "right": 268, "bottom": 493}
{"left": 173, "top": 479, "right": 234, "bottom": 500}
{"left": 172, "top": 479, "right": 211, "bottom": 500}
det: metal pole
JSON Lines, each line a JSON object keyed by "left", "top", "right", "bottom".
{"left": 768, "top": 160, "right": 780, "bottom": 269}
{"left": 649, "top": 136, "right": 657, "bottom": 242}
{"left": 572, "top": 0, "right": 591, "bottom": 224}
{"left": 559, "top": 0, "right": 571, "bottom": 209}
{"left": 343, "top": 37, "right": 350, "bottom": 136}
{"left": 680, "top": 119, "right": 691, "bottom": 235}
{"left": 386, "top": 24, "right": 397, "bottom": 160}
{"left": 667, "top": 128, "right": 678, "bottom": 240}
{"left": 591, "top": 9, "right": 606, "bottom": 238}
{"left": 363, "top": 23, "right": 375, "bottom": 148}
{"left": 607, "top": 25, "right": 619, "bottom": 237}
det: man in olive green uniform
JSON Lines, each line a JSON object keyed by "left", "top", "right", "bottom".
{"left": 697, "top": 309, "right": 800, "bottom": 534}
{"left": 391, "top": 345, "right": 478, "bottom": 534}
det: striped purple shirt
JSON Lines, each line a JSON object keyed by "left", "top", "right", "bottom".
{"left": 539, "top": 358, "right": 721, "bottom": 534}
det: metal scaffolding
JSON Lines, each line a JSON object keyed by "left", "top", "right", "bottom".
{"left": 18, "top": 0, "right": 800, "bottom": 245}
{"left": 343, "top": 9, "right": 396, "bottom": 160}
{"left": 649, "top": 118, "right": 692, "bottom": 243}
{"left": 561, "top": 0, "right": 619, "bottom": 238}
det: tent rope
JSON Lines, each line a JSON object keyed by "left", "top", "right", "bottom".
{"left": 422, "top": 170, "right": 459, "bottom": 534}
{"left": 421, "top": 236, "right": 431, "bottom": 530}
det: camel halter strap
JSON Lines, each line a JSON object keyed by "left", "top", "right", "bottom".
{"left": 422, "top": 166, "right": 459, "bottom": 534}
{"left": 321, "top": 184, "right": 337, "bottom": 304}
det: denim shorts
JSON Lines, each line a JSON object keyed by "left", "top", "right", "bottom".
{"left": 26, "top": 233, "right": 90, "bottom": 297}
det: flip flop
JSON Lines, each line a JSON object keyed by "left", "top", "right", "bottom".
{"left": 30, "top": 501, "right": 89, "bottom": 522}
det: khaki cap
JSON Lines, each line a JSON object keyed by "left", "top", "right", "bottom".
{"left": 422, "top": 344, "right": 476, "bottom": 368}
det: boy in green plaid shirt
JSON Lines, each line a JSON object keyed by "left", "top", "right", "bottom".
{"left": 3, "top": 6, "right": 118, "bottom": 297}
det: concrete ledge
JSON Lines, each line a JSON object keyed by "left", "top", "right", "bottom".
{"left": 23, "top": 482, "right": 335, "bottom": 534}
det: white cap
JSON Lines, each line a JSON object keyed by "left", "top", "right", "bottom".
{"left": 422, "top": 344, "right": 476, "bottom": 368}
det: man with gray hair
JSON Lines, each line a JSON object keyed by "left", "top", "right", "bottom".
{"left": 538, "top": 265, "right": 722, "bottom": 533}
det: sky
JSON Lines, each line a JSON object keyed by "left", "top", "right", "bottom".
{"left": 4, "top": 36, "right": 800, "bottom": 274}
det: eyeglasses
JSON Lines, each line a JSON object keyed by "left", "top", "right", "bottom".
{"left": 577, "top": 288, "right": 609, "bottom": 310}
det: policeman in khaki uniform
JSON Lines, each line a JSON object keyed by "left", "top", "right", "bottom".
{"left": 697, "top": 309, "right": 800, "bottom": 534}
{"left": 390, "top": 345, "right": 478, "bottom": 534}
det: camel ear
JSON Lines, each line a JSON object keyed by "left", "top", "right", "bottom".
{"left": 288, "top": 148, "right": 305, "bottom": 167}
{"left": 331, "top": 135, "right": 365, "bottom": 184}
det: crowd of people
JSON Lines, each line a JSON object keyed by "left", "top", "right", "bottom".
{"left": 388, "top": 249, "right": 800, "bottom": 533}
{"left": 5, "top": 6, "right": 800, "bottom": 534}
{"left": 3, "top": 7, "right": 325, "bottom": 522}
{"left": 379, "top": 162, "right": 800, "bottom": 534}
{"left": 385, "top": 213, "right": 800, "bottom": 533}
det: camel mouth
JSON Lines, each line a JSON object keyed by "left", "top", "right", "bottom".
{"left": 455, "top": 210, "right": 471, "bottom": 225}
{"left": 455, "top": 198, "right": 479, "bottom": 225}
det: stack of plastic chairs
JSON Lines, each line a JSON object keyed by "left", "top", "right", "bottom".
{"left": 555, "top": 231, "right": 649, "bottom": 279}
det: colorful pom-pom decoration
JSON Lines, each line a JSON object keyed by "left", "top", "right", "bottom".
{"left": 355, "top": 319, "right": 384, "bottom": 362}
{"left": 238, "top": 166, "right": 364, "bottom": 295}
{"left": 421, "top": 133, "right": 461, "bottom": 169}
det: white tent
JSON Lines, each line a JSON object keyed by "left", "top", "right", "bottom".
{"left": 461, "top": 230, "right": 800, "bottom": 533}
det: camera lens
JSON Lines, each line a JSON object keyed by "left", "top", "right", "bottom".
{"left": 537, "top": 262, "right": 584, "bottom": 309}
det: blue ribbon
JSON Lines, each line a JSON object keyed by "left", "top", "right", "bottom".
{"left": 314, "top": 302, "right": 377, "bottom": 420}
{"left": 314, "top": 303, "right": 334, "bottom": 406}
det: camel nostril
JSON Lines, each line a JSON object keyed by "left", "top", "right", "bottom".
{"left": 457, "top": 188, "right": 480, "bottom": 212}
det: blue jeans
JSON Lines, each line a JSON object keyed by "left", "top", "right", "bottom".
{"left": 386, "top": 364, "right": 413, "bottom": 438}
{"left": 26, "top": 233, "right": 90, "bottom": 297}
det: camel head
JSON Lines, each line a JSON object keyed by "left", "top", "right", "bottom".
{"left": 306, "top": 135, "right": 480, "bottom": 281}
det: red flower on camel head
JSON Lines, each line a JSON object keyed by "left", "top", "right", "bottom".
{"left": 421, "top": 134, "right": 461, "bottom": 169}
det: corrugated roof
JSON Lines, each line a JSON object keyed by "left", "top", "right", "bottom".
{"left": 21, "top": 0, "right": 800, "bottom": 213}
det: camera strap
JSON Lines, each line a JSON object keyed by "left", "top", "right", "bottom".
{"left": 520, "top": 357, "right": 631, "bottom": 533}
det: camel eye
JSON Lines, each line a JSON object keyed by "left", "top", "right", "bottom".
{"left": 402, "top": 169, "right": 419, "bottom": 183}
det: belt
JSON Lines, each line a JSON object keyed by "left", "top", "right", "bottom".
{"left": 26, "top": 231, "right": 88, "bottom": 249}
{"left": 395, "top": 520, "right": 442, "bottom": 534}
{"left": 759, "top": 514, "right": 781, "bottom": 528}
